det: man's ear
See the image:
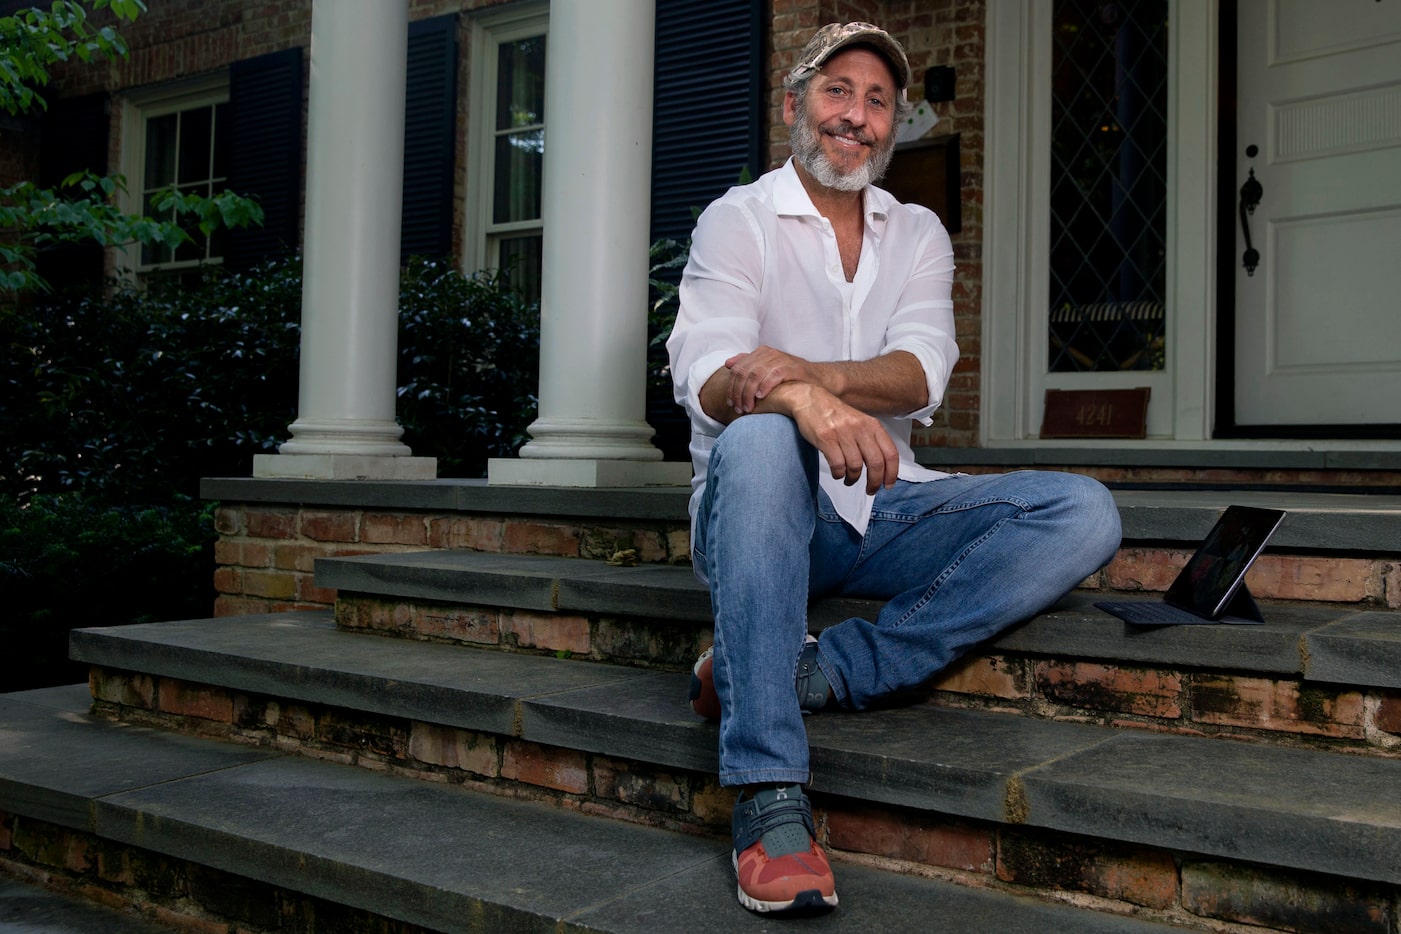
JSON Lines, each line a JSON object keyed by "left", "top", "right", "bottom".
{"left": 782, "top": 89, "right": 798, "bottom": 128}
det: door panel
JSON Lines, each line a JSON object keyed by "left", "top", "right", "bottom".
{"left": 1234, "top": 0, "right": 1401, "bottom": 426}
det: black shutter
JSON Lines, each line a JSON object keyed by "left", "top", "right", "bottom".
{"left": 36, "top": 93, "right": 109, "bottom": 292}
{"left": 226, "top": 47, "right": 303, "bottom": 270}
{"left": 650, "top": 0, "right": 764, "bottom": 245}
{"left": 401, "top": 14, "right": 458, "bottom": 263}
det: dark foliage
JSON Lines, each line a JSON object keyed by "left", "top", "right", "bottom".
{"left": 1, "top": 254, "right": 541, "bottom": 687}
{"left": 0, "top": 493, "right": 217, "bottom": 692}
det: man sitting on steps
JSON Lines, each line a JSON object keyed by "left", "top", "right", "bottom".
{"left": 666, "top": 22, "right": 1123, "bottom": 916}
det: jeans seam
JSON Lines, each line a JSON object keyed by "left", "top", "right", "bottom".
{"left": 887, "top": 511, "right": 1022, "bottom": 629}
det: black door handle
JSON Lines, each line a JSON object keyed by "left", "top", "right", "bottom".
{"left": 1239, "top": 157, "right": 1263, "bottom": 277}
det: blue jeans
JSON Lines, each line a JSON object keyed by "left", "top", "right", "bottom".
{"left": 691, "top": 415, "right": 1122, "bottom": 787}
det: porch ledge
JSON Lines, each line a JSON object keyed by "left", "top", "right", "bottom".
{"left": 915, "top": 444, "right": 1401, "bottom": 472}
{"left": 200, "top": 477, "right": 1401, "bottom": 554}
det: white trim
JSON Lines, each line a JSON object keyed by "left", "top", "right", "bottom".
{"left": 982, "top": 0, "right": 1237, "bottom": 447}
{"left": 463, "top": 1, "right": 548, "bottom": 279}
{"left": 115, "top": 72, "right": 230, "bottom": 277}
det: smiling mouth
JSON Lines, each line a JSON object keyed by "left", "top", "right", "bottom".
{"left": 822, "top": 124, "right": 873, "bottom": 150}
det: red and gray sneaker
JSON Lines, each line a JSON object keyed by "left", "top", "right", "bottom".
{"left": 731, "top": 784, "right": 838, "bottom": 913}
{"left": 689, "top": 635, "right": 831, "bottom": 720}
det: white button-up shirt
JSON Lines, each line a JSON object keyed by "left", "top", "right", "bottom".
{"left": 666, "top": 159, "right": 960, "bottom": 537}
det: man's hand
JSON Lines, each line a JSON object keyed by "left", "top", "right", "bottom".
{"left": 777, "top": 382, "right": 899, "bottom": 494}
{"left": 724, "top": 346, "right": 822, "bottom": 415}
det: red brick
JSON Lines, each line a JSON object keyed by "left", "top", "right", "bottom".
{"left": 1182, "top": 860, "right": 1390, "bottom": 932}
{"left": 691, "top": 778, "right": 735, "bottom": 828}
{"left": 1388, "top": 562, "right": 1401, "bottom": 608}
{"left": 997, "top": 832, "right": 1177, "bottom": 909}
{"left": 501, "top": 740, "right": 588, "bottom": 794}
{"left": 1374, "top": 693, "right": 1401, "bottom": 735}
{"left": 409, "top": 723, "right": 499, "bottom": 777}
{"left": 427, "top": 516, "right": 505, "bottom": 551}
{"left": 1192, "top": 675, "right": 1365, "bottom": 738}
{"left": 90, "top": 669, "right": 155, "bottom": 709}
{"left": 299, "top": 510, "right": 359, "bottom": 543}
{"left": 273, "top": 543, "right": 325, "bottom": 573}
{"left": 212, "top": 566, "right": 242, "bottom": 595}
{"left": 1245, "top": 554, "right": 1379, "bottom": 603}
{"left": 362, "top": 513, "right": 428, "bottom": 545}
{"left": 1036, "top": 662, "right": 1183, "bottom": 719}
{"left": 592, "top": 757, "right": 689, "bottom": 813}
{"left": 244, "top": 508, "right": 297, "bottom": 540}
{"left": 824, "top": 804, "right": 994, "bottom": 873}
{"left": 214, "top": 595, "right": 271, "bottom": 617}
{"left": 502, "top": 520, "right": 580, "bottom": 557}
{"left": 158, "top": 681, "right": 234, "bottom": 723}
{"left": 1105, "top": 548, "right": 1186, "bottom": 593}
{"left": 415, "top": 606, "right": 501, "bottom": 645}
{"left": 295, "top": 574, "right": 337, "bottom": 606}
{"left": 240, "top": 569, "right": 296, "bottom": 600}
{"left": 213, "top": 507, "right": 243, "bottom": 536}
{"left": 931, "top": 654, "right": 1027, "bottom": 700}
{"left": 507, "top": 611, "right": 590, "bottom": 655}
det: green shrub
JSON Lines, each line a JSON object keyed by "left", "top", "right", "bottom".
{"left": 0, "top": 492, "right": 216, "bottom": 692}
{"left": 395, "top": 258, "right": 539, "bottom": 478}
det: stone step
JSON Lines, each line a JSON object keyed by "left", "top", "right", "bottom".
{"left": 68, "top": 612, "right": 1401, "bottom": 910}
{"left": 312, "top": 550, "right": 1401, "bottom": 752}
{"left": 0, "top": 684, "right": 1182, "bottom": 933}
{"left": 205, "top": 482, "right": 1401, "bottom": 617}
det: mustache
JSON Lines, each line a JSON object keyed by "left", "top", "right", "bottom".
{"left": 821, "top": 121, "right": 876, "bottom": 147}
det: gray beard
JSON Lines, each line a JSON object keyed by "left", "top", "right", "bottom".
{"left": 789, "top": 98, "right": 896, "bottom": 192}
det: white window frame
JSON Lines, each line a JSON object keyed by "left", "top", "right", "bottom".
{"left": 116, "top": 72, "right": 231, "bottom": 277}
{"left": 464, "top": 1, "right": 548, "bottom": 281}
{"left": 982, "top": 0, "right": 1218, "bottom": 445}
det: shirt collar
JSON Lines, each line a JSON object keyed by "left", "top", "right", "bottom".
{"left": 774, "top": 158, "right": 894, "bottom": 225}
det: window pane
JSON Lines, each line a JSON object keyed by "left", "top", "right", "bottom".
{"left": 493, "top": 130, "right": 544, "bottom": 224}
{"left": 173, "top": 183, "right": 211, "bottom": 263}
{"left": 178, "top": 105, "right": 213, "bottom": 185}
{"left": 495, "top": 36, "right": 546, "bottom": 131}
{"left": 1048, "top": 0, "right": 1169, "bottom": 372}
{"left": 496, "top": 234, "right": 542, "bottom": 306}
{"left": 145, "top": 113, "right": 178, "bottom": 189}
{"left": 140, "top": 192, "right": 174, "bottom": 265}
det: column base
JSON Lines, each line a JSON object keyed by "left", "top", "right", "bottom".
{"left": 253, "top": 453, "right": 438, "bottom": 481}
{"left": 487, "top": 458, "right": 691, "bottom": 488}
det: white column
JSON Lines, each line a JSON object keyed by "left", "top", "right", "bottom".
{"left": 488, "top": 0, "right": 688, "bottom": 488}
{"left": 255, "top": 0, "right": 435, "bottom": 481}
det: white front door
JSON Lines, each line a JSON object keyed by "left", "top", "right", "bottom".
{"left": 1233, "top": 0, "right": 1401, "bottom": 427}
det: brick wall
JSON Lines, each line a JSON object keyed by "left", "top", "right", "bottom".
{"left": 211, "top": 502, "right": 692, "bottom": 617}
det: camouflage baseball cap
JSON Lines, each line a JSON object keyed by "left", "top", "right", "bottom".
{"left": 784, "top": 22, "right": 912, "bottom": 91}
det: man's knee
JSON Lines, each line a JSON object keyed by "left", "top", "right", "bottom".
{"left": 711, "top": 415, "right": 814, "bottom": 484}
{"left": 1047, "top": 472, "right": 1122, "bottom": 564}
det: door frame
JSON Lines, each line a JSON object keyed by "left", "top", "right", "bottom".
{"left": 982, "top": 0, "right": 1220, "bottom": 445}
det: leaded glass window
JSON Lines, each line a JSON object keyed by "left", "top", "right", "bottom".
{"left": 1048, "top": 0, "right": 1169, "bottom": 372}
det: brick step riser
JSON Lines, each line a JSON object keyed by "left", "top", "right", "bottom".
{"left": 210, "top": 503, "right": 1401, "bottom": 617}
{"left": 83, "top": 668, "right": 1400, "bottom": 934}
{"left": 333, "top": 595, "right": 1401, "bottom": 757}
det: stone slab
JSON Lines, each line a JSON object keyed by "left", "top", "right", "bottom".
{"left": 521, "top": 670, "right": 720, "bottom": 773}
{"left": 70, "top": 612, "right": 654, "bottom": 737}
{"left": 0, "top": 693, "right": 275, "bottom": 832}
{"left": 1304, "top": 611, "right": 1401, "bottom": 689}
{"left": 1021, "top": 731, "right": 1401, "bottom": 885}
{"left": 0, "top": 692, "right": 1182, "bottom": 933}
{"left": 805, "top": 707, "right": 1116, "bottom": 823}
{"left": 576, "top": 849, "right": 1182, "bottom": 933}
{"left": 316, "top": 550, "right": 596, "bottom": 610}
{"left": 94, "top": 755, "right": 730, "bottom": 933}
{"left": 993, "top": 592, "right": 1330, "bottom": 674}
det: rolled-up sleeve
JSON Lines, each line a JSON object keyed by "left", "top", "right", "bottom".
{"left": 665, "top": 201, "right": 765, "bottom": 437}
{"left": 882, "top": 218, "right": 959, "bottom": 424}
